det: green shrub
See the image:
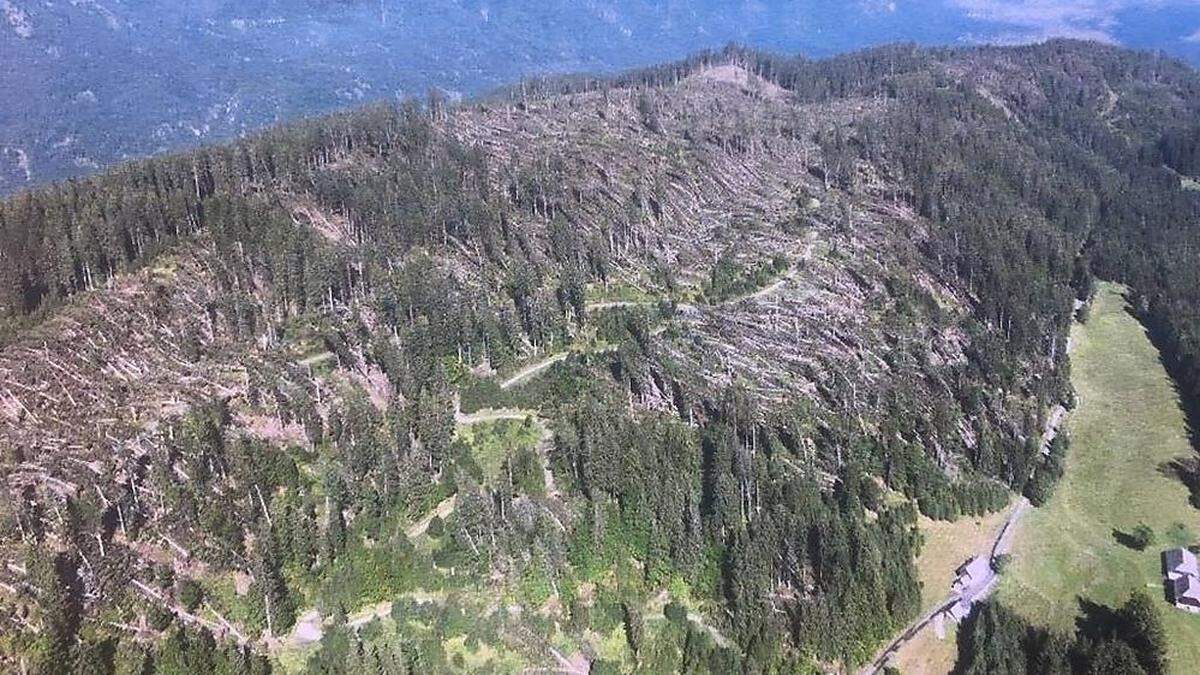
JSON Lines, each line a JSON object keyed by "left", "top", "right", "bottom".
{"left": 427, "top": 516, "right": 445, "bottom": 538}
{"left": 1128, "top": 523, "right": 1155, "bottom": 551}
{"left": 178, "top": 579, "right": 204, "bottom": 612}
{"left": 664, "top": 601, "right": 688, "bottom": 625}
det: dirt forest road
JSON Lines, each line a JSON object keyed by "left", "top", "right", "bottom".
{"left": 500, "top": 351, "right": 568, "bottom": 389}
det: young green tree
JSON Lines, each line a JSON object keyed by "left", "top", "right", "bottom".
{"left": 1129, "top": 523, "right": 1155, "bottom": 551}
{"left": 72, "top": 633, "right": 114, "bottom": 675}
{"left": 178, "top": 578, "right": 204, "bottom": 612}
{"left": 622, "top": 601, "right": 645, "bottom": 659}
{"left": 112, "top": 637, "right": 151, "bottom": 675}
{"left": 251, "top": 523, "right": 297, "bottom": 635}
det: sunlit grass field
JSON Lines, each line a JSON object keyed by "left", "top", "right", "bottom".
{"left": 999, "top": 283, "right": 1200, "bottom": 672}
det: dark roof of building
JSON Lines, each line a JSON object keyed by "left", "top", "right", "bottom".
{"left": 955, "top": 556, "right": 990, "bottom": 581}
{"left": 1173, "top": 575, "right": 1200, "bottom": 607}
{"left": 1164, "top": 547, "right": 1199, "bottom": 577}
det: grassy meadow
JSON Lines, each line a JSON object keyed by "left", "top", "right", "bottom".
{"left": 999, "top": 283, "right": 1200, "bottom": 671}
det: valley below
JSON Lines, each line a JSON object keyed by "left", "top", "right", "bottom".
{"left": 999, "top": 283, "right": 1200, "bottom": 671}
{"left": 879, "top": 282, "right": 1200, "bottom": 674}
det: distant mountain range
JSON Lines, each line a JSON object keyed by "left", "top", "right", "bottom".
{"left": 4, "top": 0, "right": 1200, "bottom": 194}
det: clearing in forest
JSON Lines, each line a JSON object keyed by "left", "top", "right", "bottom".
{"left": 999, "top": 283, "right": 1200, "bottom": 670}
{"left": 456, "top": 417, "right": 543, "bottom": 488}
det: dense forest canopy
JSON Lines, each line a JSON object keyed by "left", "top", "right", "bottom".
{"left": 0, "top": 39, "right": 1198, "bottom": 674}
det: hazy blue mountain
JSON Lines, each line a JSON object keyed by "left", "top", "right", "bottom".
{"left": 3, "top": 0, "right": 1200, "bottom": 193}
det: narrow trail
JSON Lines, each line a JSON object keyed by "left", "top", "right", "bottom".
{"left": 496, "top": 338, "right": 630, "bottom": 391}
{"left": 405, "top": 494, "right": 458, "bottom": 539}
{"left": 287, "top": 594, "right": 445, "bottom": 649}
{"left": 646, "top": 608, "right": 734, "bottom": 651}
{"left": 691, "top": 607, "right": 734, "bottom": 648}
{"left": 690, "top": 611, "right": 734, "bottom": 650}
{"left": 645, "top": 589, "right": 735, "bottom": 650}
{"left": 737, "top": 272, "right": 793, "bottom": 302}
{"left": 298, "top": 351, "right": 334, "bottom": 367}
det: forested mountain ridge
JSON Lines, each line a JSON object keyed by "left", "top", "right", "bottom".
{"left": 0, "top": 40, "right": 1198, "bottom": 673}
{"left": 8, "top": 0, "right": 1200, "bottom": 197}
{"left": 0, "top": 0, "right": 1033, "bottom": 196}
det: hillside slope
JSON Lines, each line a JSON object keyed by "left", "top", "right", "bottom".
{"left": 1, "top": 41, "right": 1199, "bottom": 673}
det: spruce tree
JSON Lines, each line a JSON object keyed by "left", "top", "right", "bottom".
{"left": 1119, "top": 591, "right": 1168, "bottom": 674}
{"left": 1089, "top": 639, "right": 1147, "bottom": 675}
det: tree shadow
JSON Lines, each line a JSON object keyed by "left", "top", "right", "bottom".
{"left": 51, "top": 551, "right": 85, "bottom": 640}
{"left": 951, "top": 604, "right": 982, "bottom": 675}
{"left": 1111, "top": 528, "right": 1146, "bottom": 550}
{"left": 1075, "top": 597, "right": 1124, "bottom": 644}
{"left": 1160, "top": 571, "right": 1177, "bottom": 607}
{"left": 1158, "top": 457, "right": 1200, "bottom": 509}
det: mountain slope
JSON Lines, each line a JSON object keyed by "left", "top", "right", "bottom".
{"left": 1, "top": 41, "right": 1199, "bottom": 673}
